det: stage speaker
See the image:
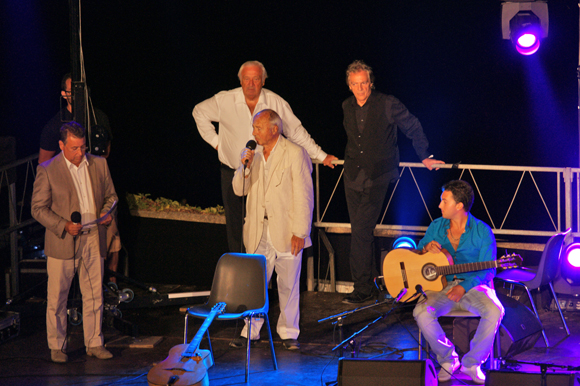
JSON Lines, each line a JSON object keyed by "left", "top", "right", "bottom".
{"left": 338, "top": 358, "right": 437, "bottom": 386}
{"left": 485, "top": 370, "right": 580, "bottom": 385}
{"left": 452, "top": 292, "right": 542, "bottom": 359}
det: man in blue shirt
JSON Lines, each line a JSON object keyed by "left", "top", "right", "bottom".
{"left": 413, "top": 180, "right": 504, "bottom": 384}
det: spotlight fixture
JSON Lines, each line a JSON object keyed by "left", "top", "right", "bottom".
{"left": 501, "top": 1, "right": 549, "bottom": 55}
{"left": 561, "top": 243, "right": 580, "bottom": 286}
{"left": 392, "top": 236, "right": 417, "bottom": 250}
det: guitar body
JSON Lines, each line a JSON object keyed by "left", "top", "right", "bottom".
{"left": 147, "top": 302, "right": 226, "bottom": 386}
{"left": 147, "top": 345, "right": 213, "bottom": 386}
{"left": 382, "top": 248, "right": 522, "bottom": 302}
{"left": 383, "top": 249, "right": 452, "bottom": 302}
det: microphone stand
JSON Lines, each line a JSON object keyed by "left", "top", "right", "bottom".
{"left": 318, "top": 292, "right": 421, "bottom": 358}
{"left": 241, "top": 163, "right": 246, "bottom": 253}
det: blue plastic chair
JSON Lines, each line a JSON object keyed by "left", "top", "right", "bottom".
{"left": 184, "top": 253, "right": 277, "bottom": 382}
{"left": 494, "top": 229, "right": 571, "bottom": 347}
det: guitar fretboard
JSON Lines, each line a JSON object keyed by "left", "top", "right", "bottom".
{"left": 436, "top": 260, "right": 498, "bottom": 277}
{"left": 183, "top": 303, "right": 225, "bottom": 358}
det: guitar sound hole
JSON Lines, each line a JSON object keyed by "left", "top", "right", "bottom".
{"left": 422, "top": 264, "right": 438, "bottom": 281}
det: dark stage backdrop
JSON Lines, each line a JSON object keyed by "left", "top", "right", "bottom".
{"left": 2, "top": 0, "right": 579, "bottom": 222}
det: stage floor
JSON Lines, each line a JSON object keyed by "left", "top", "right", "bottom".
{"left": 1, "top": 288, "right": 579, "bottom": 385}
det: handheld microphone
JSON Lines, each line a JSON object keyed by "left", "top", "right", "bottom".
{"left": 415, "top": 284, "right": 428, "bottom": 300}
{"left": 71, "top": 211, "right": 81, "bottom": 224}
{"left": 394, "top": 288, "right": 408, "bottom": 303}
{"left": 244, "top": 140, "right": 257, "bottom": 167}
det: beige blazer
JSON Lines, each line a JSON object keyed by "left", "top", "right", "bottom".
{"left": 233, "top": 136, "right": 314, "bottom": 254}
{"left": 31, "top": 153, "right": 118, "bottom": 260}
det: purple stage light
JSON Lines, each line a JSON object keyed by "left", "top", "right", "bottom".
{"left": 565, "top": 244, "right": 580, "bottom": 268}
{"left": 502, "top": 3, "right": 548, "bottom": 56}
{"left": 517, "top": 33, "right": 537, "bottom": 48}
{"left": 510, "top": 11, "right": 542, "bottom": 56}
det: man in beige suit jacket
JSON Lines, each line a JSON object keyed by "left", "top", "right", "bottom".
{"left": 232, "top": 109, "right": 313, "bottom": 351}
{"left": 32, "top": 122, "right": 117, "bottom": 363}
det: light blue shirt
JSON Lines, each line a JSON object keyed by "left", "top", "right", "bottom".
{"left": 417, "top": 212, "right": 496, "bottom": 293}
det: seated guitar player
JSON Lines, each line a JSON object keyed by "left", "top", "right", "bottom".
{"left": 413, "top": 180, "right": 504, "bottom": 384}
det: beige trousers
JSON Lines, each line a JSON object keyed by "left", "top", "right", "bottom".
{"left": 46, "top": 231, "right": 104, "bottom": 350}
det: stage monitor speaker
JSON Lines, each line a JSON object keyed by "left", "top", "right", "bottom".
{"left": 452, "top": 292, "right": 542, "bottom": 358}
{"left": 485, "top": 370, "right": 580, "bottom": 386}
{"left": 338, "top": 358, "right": 437, "bottom": 386}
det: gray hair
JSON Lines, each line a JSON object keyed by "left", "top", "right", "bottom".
{"left": 238, "top": 61, "right": 268, "bottom": 83}
{"left": 254, "top": 109, "right": 282, "bottom": 133}
{"left": 346, "top": 60, "right": 375, "bottom": 89}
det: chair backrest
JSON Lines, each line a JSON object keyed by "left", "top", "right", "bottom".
{"left": 531, "top": 229, "right": 570, "bottom": 288}
{"left": 206, "top": 253, "right": 268, "bottom": 314}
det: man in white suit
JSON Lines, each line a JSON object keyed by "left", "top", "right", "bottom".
{"left": 232, "top": 109, "right": 314, "bottom": 351}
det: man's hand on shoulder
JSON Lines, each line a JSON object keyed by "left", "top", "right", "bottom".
{"left": 323, "top": 154, "right": 338, "bottom": 169}
{"left": 422, "top": 158, "right": 445, "bottom": 171}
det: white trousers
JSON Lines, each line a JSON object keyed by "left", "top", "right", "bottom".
{"left": 46, "top": 232, "right": 104, "bottom": 350}
{"left": 241, "top": 220, "right": 302, "bottom": 340}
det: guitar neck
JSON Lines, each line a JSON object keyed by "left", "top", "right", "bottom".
{"left": 183, "top": 307, "right": 222, "bottom": 358}
{"left": 436, "top": 260, "right": 498, "bottom": 277}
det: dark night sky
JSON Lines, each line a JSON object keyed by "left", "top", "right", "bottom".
{"left": 2, "top": 0, "right": 579, "bottom": 217}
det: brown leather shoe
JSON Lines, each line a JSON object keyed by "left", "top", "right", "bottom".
{"left": 86, "top": 346, "right": 113, "bottom": 359}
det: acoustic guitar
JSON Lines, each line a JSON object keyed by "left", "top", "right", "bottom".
{"left": 147, "top": 302, "right": 226, "bottom": 386}
{"left": 382, "top": 249, "right": 522, "bottom": 302}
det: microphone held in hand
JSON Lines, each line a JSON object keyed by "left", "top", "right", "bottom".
{"left": 71, "top": 211, "right": 81, "bottom": 224}
{"left": 244, "top": 140, "right": 257, "bottom": 167}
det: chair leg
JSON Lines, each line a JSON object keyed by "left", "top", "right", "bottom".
{"left": 490, "top": 324, "right": 501, "bottom": 370}
{"left": 206, "top": 329, "right": 214, "bottom": 363}
{"left": 245, "top": 315, "right": 252, "bottom": 383}
{"left": 522, "top": 285, "right": 549, "bottom": 347}
{"left": 418, "top": 329, "right": 422, "bottom": 360}
{"left": 549, "top": 282, "right": 570, "bottom": 337}
{"left": 184, "top": 313, "right": 190, "bottom": 344}
{"left": 263, "top": 313, "right": 278, "bottom": 370}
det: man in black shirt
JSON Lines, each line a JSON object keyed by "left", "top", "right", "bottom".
{"left": 341, "top": 60, "right": 444, "bottom": 304}
{"left": 38, "top": 74, "right": 120, "bottom": 283}
{"left": 39, "top": 74, "right": 112, "bottom": 164}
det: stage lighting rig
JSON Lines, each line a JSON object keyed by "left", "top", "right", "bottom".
{"left": 560, "top": 243, "right": 580, "bottom": 286}
{"left": 392, "top": 236, "right": 417, "bottom": 250}
{"left": 501, "top": 1, "right": 549, "bottom": 55}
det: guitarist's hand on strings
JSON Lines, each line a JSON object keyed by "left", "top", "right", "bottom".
{"left": 446, "top": 285, "right": 466, "bottom": 302}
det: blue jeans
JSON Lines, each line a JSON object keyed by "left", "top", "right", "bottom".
{"left": 413, "top": 280, "right": 504, "bottom": 368}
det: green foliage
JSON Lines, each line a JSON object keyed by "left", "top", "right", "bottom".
{"left": 126, "top": 193, "right": 224, "bottom": 215}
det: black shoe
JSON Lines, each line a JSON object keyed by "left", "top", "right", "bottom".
{"left": 342, "top": 290, "right": 376, "bottom": 304}
{"left": 229, "top": 336, "right": 259, "bottom": 348}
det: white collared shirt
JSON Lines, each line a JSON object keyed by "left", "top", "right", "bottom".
{"left": 193, "top": 87, "right": 326, "bottom": 169}
{"left": 63, "top": 155, "right": 97, "bottom": 227}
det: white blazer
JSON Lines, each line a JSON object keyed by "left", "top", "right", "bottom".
{"left": 233, "top": 135, "right": 314, "bottom": 254}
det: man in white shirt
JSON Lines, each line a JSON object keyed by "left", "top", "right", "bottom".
{"left": 32, "top": 122, "right": 117, "bottom": 363}
{"left": 193, "top": 61, "right": 337, "bottom": 252}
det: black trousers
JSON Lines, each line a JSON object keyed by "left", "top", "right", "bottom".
{"left": 344, "top": 170, "right": 393, "bottom": 295}
{"left": 220, "top": 165, "right": 245, "bottom": 253}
